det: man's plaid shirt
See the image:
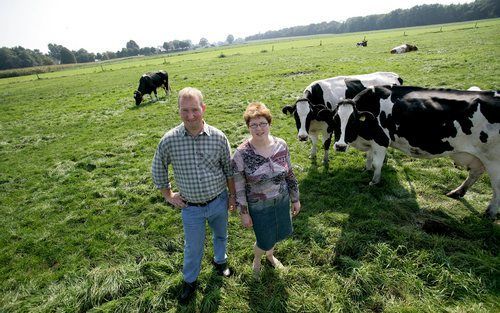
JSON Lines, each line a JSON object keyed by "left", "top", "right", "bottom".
{"left": 152, "top": 122, "right": 233, "bottom": 203}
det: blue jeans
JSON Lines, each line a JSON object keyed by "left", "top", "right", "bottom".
{"left": 181, "top": 190, "right": 228, "bottom": 283}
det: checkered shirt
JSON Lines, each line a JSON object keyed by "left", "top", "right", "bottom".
{"left": 152, "top": 122, "right": 233, "bottom": 203}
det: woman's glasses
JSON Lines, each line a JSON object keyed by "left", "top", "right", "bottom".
{"left": 249, "top": 122, "right": 269, "bottom": 129}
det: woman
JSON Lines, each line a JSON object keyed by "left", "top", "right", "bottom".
{"left": 232, "top": 102, "right": 301, "bottom": 277}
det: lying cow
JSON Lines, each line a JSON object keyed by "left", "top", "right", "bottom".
{"left": 134, "top": 70, "right": 170, "bottom": 105}
{"left": 282, "top": 72, "right": 403, "bottom": 165}
{"left": 390, "top": 44, "right": 418, "bottom": 54}
{"left": 356, "top": 40, "right": 367, "bottom": 47}
{"left": 332, "top": 85, "right": 500, "bottom": 218}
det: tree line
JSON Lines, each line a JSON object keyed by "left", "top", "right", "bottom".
{"left": 245, "top": 0, "right": 499, "bottom": 40}
{"left": 0, "top": 34, "right": 236, "bottom": 71}
{"left": 1, "top": 0, "right": 498, "bottom": 71}
{"left": 0, "top": 39, "right": 196, "bottom": 70}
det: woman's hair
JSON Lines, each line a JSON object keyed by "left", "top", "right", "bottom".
{"left": 243, "top": 102, "right": 272, "bottom": 126}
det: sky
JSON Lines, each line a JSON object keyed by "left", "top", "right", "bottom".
{"left": 0, "top": 0, "right": 473, "bottom": 54}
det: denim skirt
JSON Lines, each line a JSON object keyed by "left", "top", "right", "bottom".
{"left": 248, "top": 194, "right": 293, "bottom": 251}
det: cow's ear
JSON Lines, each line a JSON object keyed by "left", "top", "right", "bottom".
{"left": 316, "top": 109, "right": 333, "bottom": 121}
{"left": 282, "top": 105, "right": 295, "bottom": 115}
{"left": 345, "top": 78, "right": 367, "bottom": 99}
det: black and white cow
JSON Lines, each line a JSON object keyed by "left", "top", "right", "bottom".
{"left": 282, "top": 72, "right": 403, "bottom": 164}
{"left": 390, "top": 44, "right": 418, "bottom": 54}
{"left": 333, "top": 85, "right": 500, "bottom": 218}
{"left": 356, "top": 40, "right": 367, "bottom": 47}
{"left": 134, "top": 70, "right": 170, "bottom": 105}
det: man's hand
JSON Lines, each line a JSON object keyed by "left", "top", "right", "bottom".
{"left": 161, "top": 188, "right": 186, "bottom": 209}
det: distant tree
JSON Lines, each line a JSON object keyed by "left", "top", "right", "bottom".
{"left": 0, "top": 46, "right": 54, "bottom": 69}
{"left": 0, "top": 47, "right": 18, "bottom": 70}
{"left": 125, "top": 40, "right": 140, "bottom": 56}
{"left": 74, "top": 48, "right": 95, "bottom": 63}
{"left": 199, "top": 37, "right": 209, "bottom": 47}
{"left": 126, "top": 40, "right": 140, "bottom": 50}
{"left": 178, "top": 40, "right": 192, "bottom": 50}
{"left": 47, "top": 43, "right": 60, "bottom": 59}
{"left": 139, "top": 47, "right": 157, "bottom": 55}
{"left": 170, "top": 40, "right": 179, "bottom": 51}
{"left": 60, "top": 47, "right": 76, "bottom": 64}
{"left": 11, "top": 46, "right": 35, "bottom": 67}
{"left": 116, "top": 48, "right": 129, "bottom": 58}
{"left": 104, "top": 51, "right": 116, "bottom": 59}
{"left": 163, "top": 41, "right": 174, "bottom": 52}
{"left": 226, "top": 34, "right": 234, "bottom": 44}
{"left": 48, "top": 43, "right": 65, "bottom": 62}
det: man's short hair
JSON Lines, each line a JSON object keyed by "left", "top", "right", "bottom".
{"left": 178, "top": 87, "right": 203, "bottom": 106}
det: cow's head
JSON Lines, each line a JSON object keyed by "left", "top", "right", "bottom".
{"left": 333, "top": 98, "right": 377, "bottom": 152}
{"left": 283, "top": 98, "right": 337, "bottom": 141}
{"left": 282, "top": 98, "right": 315, "bottom": 141}
{"left": 134, "top": 90, "right": 143, "bottom": 105}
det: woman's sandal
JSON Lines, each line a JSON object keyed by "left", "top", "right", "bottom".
{"left": 252, "top": 262, "right": 261, "bottom": 279}
{"left": 266, "top": 256, "right": 284, "bottom": 269}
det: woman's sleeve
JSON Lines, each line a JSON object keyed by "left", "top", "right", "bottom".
{"left": 231, "top": 149, "right": 248, "bottom": 208}
{"left": 284, "top": 143, "right": 300, "bottom": 203}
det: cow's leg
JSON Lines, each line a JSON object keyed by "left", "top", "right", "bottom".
{"left": 369, "top": 145, "right": 387, "bottom": 185}
{"left": 482, "top": 161, "right": 500, "bottom": 218}
{"left": 365, "top": 149, "right": 373, "bottom": 171}
{"left": 153, "top": 90, "right": 158, "bottom": 101}
{"left": 321, "top": 133, "right": 332, "bottom": 165}
{"left": 486, "top": 178, "right": 499, "bottom": 218}
{"left": 446, "top": 153, "right": 485, "bottom": 199}
{"left": 309, "top": 134, "right": 318, "bottom": 160}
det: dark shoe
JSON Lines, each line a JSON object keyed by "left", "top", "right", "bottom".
{"left": 179, "top": 281, "right": 197, "bottom": 304}
{"left": 212, "top": 260, "right": 233, "bottom": 277}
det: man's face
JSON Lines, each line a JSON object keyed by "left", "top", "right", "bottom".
{"left": 179, "top": 96, "right": 205, "bottom": 130}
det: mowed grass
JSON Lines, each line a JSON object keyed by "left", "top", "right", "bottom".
{"left": 1, "top": 19, "right": 499, "bottom": 312}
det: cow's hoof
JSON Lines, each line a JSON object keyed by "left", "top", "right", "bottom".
{"left": 368, "top": 181, "right": 379, "bottom": 186}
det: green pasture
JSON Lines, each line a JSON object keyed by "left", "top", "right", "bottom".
{"left": 1, "top": 19, "right": 499, "bottom": 312}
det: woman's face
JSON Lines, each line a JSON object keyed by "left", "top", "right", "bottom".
{"left": 248, "top": 116, "right": 270, "bottom": 138}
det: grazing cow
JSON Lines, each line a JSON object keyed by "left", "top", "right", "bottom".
{"left": 332, "top": 85, "right": 500, "bottom": 218}
{"left": 282, "top": 72, "right": 403, "bottom": 165}
{"left": 134, "top": 70, "right": 170, "bottom": 105}
{"left": 390, "top": 44, "right": 418, "bottom": 54}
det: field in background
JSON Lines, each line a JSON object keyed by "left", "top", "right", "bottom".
{"left": 1, "top": 19, "right": 499, "bottom": 312}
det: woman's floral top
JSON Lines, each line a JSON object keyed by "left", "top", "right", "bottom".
{"left": 231, "top": 137, "right": 299, "bottom": 208}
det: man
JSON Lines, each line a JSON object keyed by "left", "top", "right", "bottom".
{"left": 152, "top": 87, "right": 236, "bottom": 303}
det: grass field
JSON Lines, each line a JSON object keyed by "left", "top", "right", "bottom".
{"left": 1, "top": 19, "right": 499, "bottom": 312}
